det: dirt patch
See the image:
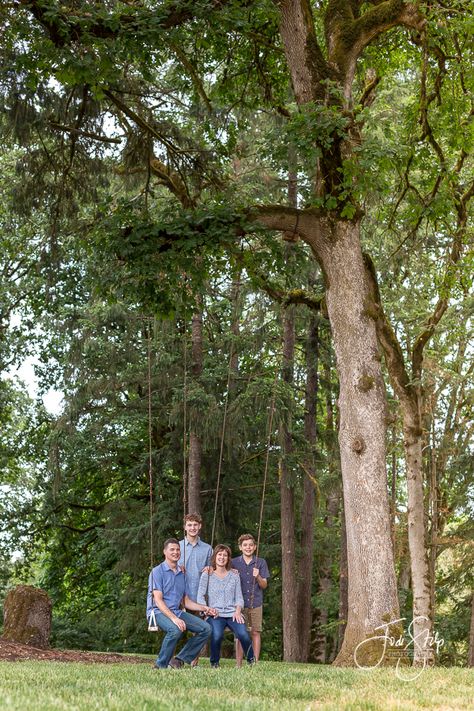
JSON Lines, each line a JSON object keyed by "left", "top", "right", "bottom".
{"left": 0, "top": 638, "right": 152, "bottom": 665}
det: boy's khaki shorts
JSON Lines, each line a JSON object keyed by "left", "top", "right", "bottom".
{"left": 242, "top": 606, "right": 263, "bottom": 633}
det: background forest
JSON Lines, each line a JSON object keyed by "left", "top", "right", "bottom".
{"left": 0, "top": 0, "right": 473, "bottom": 669}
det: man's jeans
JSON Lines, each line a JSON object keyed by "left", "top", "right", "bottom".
{"left": 208, "top": 616, "right": 255, "bottom": 665}
{"left": 152, "top": 611, "right": 211, "bottom": 668}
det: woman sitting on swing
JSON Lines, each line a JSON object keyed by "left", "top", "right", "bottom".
{"left": 197, "top": 544, "right": 256, "bottom": 668}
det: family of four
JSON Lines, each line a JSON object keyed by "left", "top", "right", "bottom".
{"left": 146, "top": 513, "right": 270, "bottom": 669}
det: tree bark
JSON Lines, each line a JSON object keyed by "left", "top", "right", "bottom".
{"left": 296, "top": 308, "right": 319, "bottom": 661}
{"left": 428, "top": 419, "right": 439, "bottom": 628}
{"left": 280, "top": 302, "right": 299, "bottom": 661}
{"left": 2, "top": 586, "right": 52, "bottom": 649}
{"left": 305, "top": 216, "right": 399, "bottom": 665}
{"left": 390, "top": 424, "right": 397, "bottom": 552}
{"left": 402, "top": 415, "right": 433, "bottom": 664}
{"left": 366, "top": 263, "right": 434, "bottom": 665}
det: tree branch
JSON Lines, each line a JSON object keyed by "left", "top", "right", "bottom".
{"left": 58, "top": 523, "right": 106, "bottom": 534}
{"left": 358, "top": 69, "right": 381, "bottom": 108}
{"left": 327, "top": 1, "right": 426, "bottom": 99}
{"left": 252, "top": 205, "right": 322, "bottom": 235}
{"left": 149, "top": 155, "right": 194, "bottom": 208}
{"left": 363, "top": 253, "right": 417, "bottom": 412}
{"left": 244, "top": 263, "right": 323, "bottom": 311}
{"left": 411, "top": 177, "right": 474, "bottom": 379}
{"left": 170, "top": 43, "right": 212, "bottom": 114}
{"left": 103, "top": 90, "right": 180, "bottom": 155}
{"left": 49, "top": 121, "right": 123, "bottom": 144}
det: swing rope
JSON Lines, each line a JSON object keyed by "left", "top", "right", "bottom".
{"left": 147, "top": 316, "right": 161, "bottom": 633}
{"left": 182, "top": 325, "right": 188, "bottom": 520}
{"left": 256, "top": 376, "right": 277, "bottom": 558}
{"left": 199, "top": 339, "right": 235, "bottom": 606}
{"left": 210, "top": 339, "right": 235, "bottom": 549}
{"left": 249, "top": 370, "right": 279, "bottom": 608}
{"left": 147, "top": 319, "right": 154, "bottom": 571}
{"left": 182, "top": 315, "right": 189, "bottom": 574}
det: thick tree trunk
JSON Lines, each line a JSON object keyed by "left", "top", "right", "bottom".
{"left": 187, "top": 430, "right": 201, "bottom": 515}
{"left": 274, "top": 0, "right": 404, "bottom": 665}
{"left": 428, "top": 423, "right": 438, "bottom": 632}
{"left": 187, "top": 308, "right": 203, "bottom": 514}
{"left": 305, "top": 217, "right": 399, "bottom": 665}
{"left": 280, "top": 303, "right": 300, "bottom": 661}
{"left": 255, "top": 211, "right": 400, "bottom": 665}
{"left": 296, "top": 309, "right": 319, "bottom": 661}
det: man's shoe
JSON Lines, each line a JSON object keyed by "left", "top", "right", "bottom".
{"left": 168, "top": 657, "right": 184, "bottom": 669}
{"left": 210, "top": 663, "right": 220, "bottom": 669}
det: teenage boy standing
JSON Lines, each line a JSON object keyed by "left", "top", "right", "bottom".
{"left": 178, "top": 513, "right": 212, "bottom": 666}
{"left": 147, "top": 538, "right": 215, "bottom": 669}
{"left": 178, "top": 513, "right": 212, "bottom": 603}
{"left": 232, "top": 533, "right": 270, "bottom": 666}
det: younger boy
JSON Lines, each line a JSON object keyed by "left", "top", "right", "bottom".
{"left": 231, "top": 533, "right": 270, "bottom": 666}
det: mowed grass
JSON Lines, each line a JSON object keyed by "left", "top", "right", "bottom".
{"left": 0, "top": 658, "right": 473, "bottom": 711}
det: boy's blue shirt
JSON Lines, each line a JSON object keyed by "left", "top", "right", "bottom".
{"left": 179, "top": 536, "right": 212, "bottom": 602}
{"left": 231, "top": 555, "right": 270, "bottom": 608}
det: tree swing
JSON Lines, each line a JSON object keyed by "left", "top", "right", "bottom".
{"left": 146, "top": 317, "right": 277, "bottom": 631}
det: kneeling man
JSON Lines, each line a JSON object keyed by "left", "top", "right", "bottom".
{"left": 147, "top": 537, "right": 215, "bottom": 669}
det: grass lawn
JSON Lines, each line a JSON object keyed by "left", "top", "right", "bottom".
{"left": 0, "top": 658, "right": 473, "bottom": 710}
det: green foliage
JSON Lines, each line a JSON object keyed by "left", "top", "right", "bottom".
{"left": 90, "top": 202, "right": 258, "bottom": 313}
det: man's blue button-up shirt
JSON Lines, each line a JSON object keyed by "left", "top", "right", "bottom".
{"left": 147, "top": 561, "right": 186, "bottom": 619}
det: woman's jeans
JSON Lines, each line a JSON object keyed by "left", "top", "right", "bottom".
{"left": 208, "top": 616, "right": 255, "bottom": 665}
{"left": 152, "top": 611, "right": 211, "bottom": 668}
